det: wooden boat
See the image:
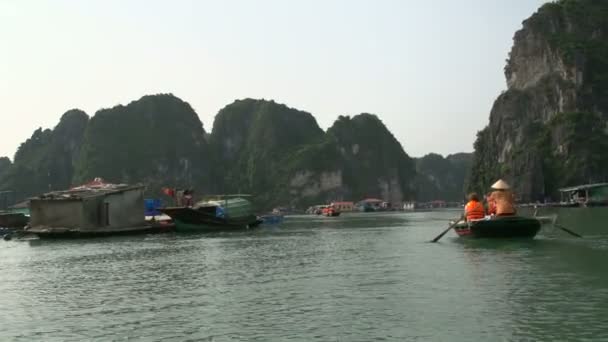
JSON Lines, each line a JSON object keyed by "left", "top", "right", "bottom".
{"left": 453, "top": 216, "right": 541, "bottom": 239}
{"left": 0, "top": 212, "right": 29, "bottom": 228}
{"left": 159, "top": 196, "right": 261, "bottom": 232}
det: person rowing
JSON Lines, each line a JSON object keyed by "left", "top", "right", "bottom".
{"left": 489, "top": 179, "right": 516, "bottom": 216}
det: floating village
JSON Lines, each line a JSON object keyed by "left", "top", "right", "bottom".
{"left": 0, "top": 176, "right": 606, "bottom": 241}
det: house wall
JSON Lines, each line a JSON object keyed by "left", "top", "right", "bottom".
{"left": 104, "top": 188, "right": 146, "bottom": 228}
{"left": 29, "top": 200, "right": 85, "bottom": 229}
{"left": 81, "top": 196, "right": 106, "bottom": 230}
{"left": 30, "top": 187, "right": 145, "bottom": 231}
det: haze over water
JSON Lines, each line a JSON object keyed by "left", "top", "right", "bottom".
{"left": 1, "top": 211, "right": 607, "bottom": 341}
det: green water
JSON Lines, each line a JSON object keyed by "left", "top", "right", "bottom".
{"left": 1, "top": 210, "right": 607, "bottom": 341}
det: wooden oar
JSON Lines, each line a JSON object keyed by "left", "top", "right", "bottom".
{"left": 554, "top": 224, "right": 583, "bottom": 238}
{"left": 431, "top": 215, "right": 464, "bottom": 243}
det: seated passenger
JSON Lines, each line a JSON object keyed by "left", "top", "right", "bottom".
{"left": 465, "top": 192, "right": 485, "bottom": 221}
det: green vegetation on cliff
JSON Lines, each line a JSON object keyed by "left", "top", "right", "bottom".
{"left": 75, "top": 94, "right": 209, "bottom": 193}
{"left": 0, "top": 110, "right": 88, "bottom": 198}
{"left": 0, "top": 95, "right": 450, "bottom": 209}
{"left": 416, "top": 153, "right": 472, "bottom": 202}
{"left": 209, "top": 102, "right": 416, "bottom": 208}
{"left": 209, "top": 98, "right": 324, "bottom": 203}
{"left": 0, "top": 157, "right": 11, "bottom": 179}
{"left": 325, "top": 114, "right": 416, "bottom": 204}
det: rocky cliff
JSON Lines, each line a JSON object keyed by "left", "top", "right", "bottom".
{"left": 209, "top": 101, "right": 416, "bottom": 208}
{"left": 0, "top": 157, "right": 10, "bottom": 179}
{"left": 468, "top": 0, "right": 608, "bottom": 201}
{"left": 280, "top": 114, "right": 416, "bottom": 208}
{"left": 1, "top": 96, "right": 420, "bottom": 208}
{"left": 0, "top": 109, "right": 88, "bottom": 198}
{"left": 75, "top": 94, "right": 210, "bottom": 193}
{"left": 415, "top": 153, "right": 472, "bottom": 202}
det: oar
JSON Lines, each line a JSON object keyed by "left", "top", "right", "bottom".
{"left": 554, "top": 223, "right": 583, "bottom": 238}
{"left": 431, "top": 215, "right": 464, "bottom": 243}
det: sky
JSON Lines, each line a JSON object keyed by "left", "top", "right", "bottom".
{"left": 0, "top": 0, "right": 547, "bottom": 159}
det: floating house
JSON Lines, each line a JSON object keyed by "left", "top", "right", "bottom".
{"left": 25, "top": 178, "right": 161, "bottom": 237}
{"left": 356, "top": 198, "right": 388, "bottom": 212}
{"left": 559, "top": 183, "right": 608, "bottom": 207}
{"left": 331, "top": 201, "right": 354, "bottom": 212}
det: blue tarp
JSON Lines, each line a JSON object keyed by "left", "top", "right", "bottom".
{"left": 215, "top": 206, "right": 225, "bottom": 218}
{"left": 144, "top": 199, "right": 162, "bottom": 216}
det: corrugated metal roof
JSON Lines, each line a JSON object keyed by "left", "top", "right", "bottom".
{"left": 32, "top": 180, "right": 144, "bottom": 201}
{"left": 558, "top": 182, "right": 608, "bottom": 192}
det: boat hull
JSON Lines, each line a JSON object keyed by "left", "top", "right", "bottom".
{"left": 454, "top": 216, "right": 541, "bottom": 239}
{"left": 0, "top": 212, "right": 29, "bottom": 228}
{"left": 24, "top": 223, "right": 174, "bottom": 239}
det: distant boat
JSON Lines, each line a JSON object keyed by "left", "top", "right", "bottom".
{"left": 452, "top": 216, "right": 541, "bottom": 239}
{"left": 260, "top": 214, "right": 284, "bottom": 225}
{"left": 517, "top": 183, "right": 608, "bottom": 235}
{"left": 160, "top": 196, "right": 261, "bottom": 232}
{"left": 322, "top": 206, "right": 340, "bottom": 217}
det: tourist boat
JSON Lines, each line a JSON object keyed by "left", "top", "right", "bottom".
{"left": 160, "top": 196, "right": 261, "bottom": 232}
{"left": 452, "top": 216, "right": 541, "bottom": 238}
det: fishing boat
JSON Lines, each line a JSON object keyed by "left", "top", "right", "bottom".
{"left": 0, "top": 212, "right": 29, "bottom": 228}
{"left": 159, "top": 196, "right": 261, "bottom": 232}
{"left": 452, "top": 216, "right": 541, "bottom": 239}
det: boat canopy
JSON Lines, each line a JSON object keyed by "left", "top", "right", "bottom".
{"left": 194, "top": 197, "right": 253, "bottom": 219}
{"left": 558, "top": 182, "right": 608, "bottom": 192}
{"left": 559, "top": 183, "right": 608, "bottom": 204}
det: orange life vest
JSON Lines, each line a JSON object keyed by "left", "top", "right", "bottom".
{"left": 465, "top": 200, "right": 485, "bottom": 221}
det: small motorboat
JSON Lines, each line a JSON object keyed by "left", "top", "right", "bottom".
{"left": 259, "top": 213, "right": 284, "bottom": 225}
{"left": 453, "top": 216, "right": 541, "bottom": 239}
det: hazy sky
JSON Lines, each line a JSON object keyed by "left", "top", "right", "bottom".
{"left": 0, "top": 0, "right": 547, "bottom": 159}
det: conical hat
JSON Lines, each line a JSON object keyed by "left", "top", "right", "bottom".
{"left": 491, "top": 179, "right": 510, "bottom": 190}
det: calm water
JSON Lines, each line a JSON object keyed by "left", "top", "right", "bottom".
{"left": 1, "top": 210, "right": 607, "bottom": 341}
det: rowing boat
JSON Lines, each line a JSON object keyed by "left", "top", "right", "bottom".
{"left": 453, "top": 216, "right": 541, "bottom": 239}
